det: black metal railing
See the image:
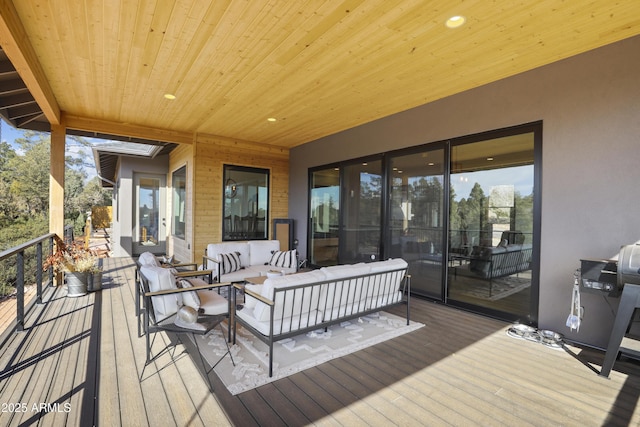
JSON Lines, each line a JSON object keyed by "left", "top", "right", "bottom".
{"left": 0, "top": 233, "right": 56, "bottom": 333}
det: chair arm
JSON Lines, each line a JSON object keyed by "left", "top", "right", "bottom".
{"left": 202, "top": 255, "right": 221, "bottom": 282}
{"left": 175, "top": 269, "right": 214, "bottom": 284}
{"left": 145, "top": 281, "right": 232, "bottom": 298}
{"left": 175, "top": 269, "right": 212, "bottom": 278}
{"left": 164, "top": 262, "right": 197, "bottom": 270}
{"left": 233, "top": 283, "right": 274, "bottom": 306}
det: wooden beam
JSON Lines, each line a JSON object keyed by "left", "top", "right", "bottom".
{"left": 63, "top": 114, "right": 194, "bottom": 145}
{"left": 0, "top": 0, "right": 60, "bottom": 125}
{"left": 49, "top": 123, "right": 65, "bottom": 238}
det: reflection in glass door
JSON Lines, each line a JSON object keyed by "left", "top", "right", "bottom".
{"left": 388, "top": 149, "right": 445, "bottom": 299}
{"left": 134, "top": 174, "right": 166, "bottom": 255}
{"left": 341, "top": 160, "right": 382, "bottom": 264}
{"left": 309, "top": 168, "right": 340, "bottom": 266}
{"left": 448, "top": 133, "right": 535, "bottom": 319}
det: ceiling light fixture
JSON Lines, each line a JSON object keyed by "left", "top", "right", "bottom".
{"left": 267, "top": 117, "right": 277, "bottom": 122}
{"left": 445, "top": 15, "right": 466, "bottom": 29}
{"left": 487, "top": 157, "right": 494, "bottom": 161}
{"left": 164, "top": 93, "right": 176, "bottom": 100}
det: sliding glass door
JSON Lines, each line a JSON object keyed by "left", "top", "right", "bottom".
{"left": 309, "top": 159, "right": 383, "bottom": 266}
{"left": 448, "top": 131, "right": 535, "bottom": 319}
{"left": 307, "top": 123, "right": 540, "bottom": 323}
{"left": 341, "top": 160, "right": 382, "bottom": 264}
{"left": 309, "top": 168, "right": 340, "bottom": 266}
{"left": 388, "top": 148, "right": 445, "bottom": 299}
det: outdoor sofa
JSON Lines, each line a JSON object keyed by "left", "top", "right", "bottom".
{"left": 203, "top": 240, "right": 297, "bottom": 283}
{"left": 232, "top": 258, "right": 410, "bottom": 376}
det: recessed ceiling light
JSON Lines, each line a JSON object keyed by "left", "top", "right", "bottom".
{"left": 428, "top": 162, "right": 435, "bottom": 166}
{"left": 445, "top": 15, "right": 466, "bottom": 29}
{"left": 164, "top": 93, "right": 176, "bottom": 100}
{"left": 487, "top": 157, "right": 494, "bottom": 161}
{"left": 267, "top": 117, "right": 277, "bottom": 122}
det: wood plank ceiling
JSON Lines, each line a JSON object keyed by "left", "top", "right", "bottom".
{"left": 0, "top": 0, "right": 639, "bottom": 148}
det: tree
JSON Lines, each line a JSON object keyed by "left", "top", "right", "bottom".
{"left": 8, "top": 133, "right": 51, "bottom": 215}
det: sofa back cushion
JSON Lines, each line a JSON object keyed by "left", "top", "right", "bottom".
{"left": 253, "top": 270, "right": 326, "bottom": 322}
{"left": 248, "top": 240, "right": 280, "bottom": 265}
{"left": 367, "top": 259, "right": 408, "bottom": 309}
{"left": 320, "top": 264, "right": 372, "bottom": 313}
{"left": 207, "top": 242, "right": 250, "bottom": 270}
{"left": 140, "top": 265, "right": 182, "bottom": 318}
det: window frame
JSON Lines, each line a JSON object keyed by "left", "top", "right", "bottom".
{"left": 222, "top": 164, "right": 270, "bottom": 241}
{"left": 171, "top": 165, "right": 187, "bottom": 240}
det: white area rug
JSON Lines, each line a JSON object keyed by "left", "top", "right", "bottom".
{"left": 195, "top": 312, "right": 424, "bottom": 395}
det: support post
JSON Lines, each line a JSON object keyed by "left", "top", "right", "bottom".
{"left": 49, "top": 123, "right": 66, "bottom": 239}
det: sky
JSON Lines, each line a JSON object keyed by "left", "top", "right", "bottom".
{"left": 1, "top": 118, "right": 98, "bottom": 181}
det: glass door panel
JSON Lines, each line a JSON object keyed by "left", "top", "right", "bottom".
{"left": 388, "top": 149, "right": 445, "bottom": 299}
{"left": 341, "top": 160, "right": 382, "bottom": 264}
{"left": 134, "top": 174, "right": 166, "bottom": 255}
{"left": 448, "top": 133, "right": 535, "bottom": 318}
{"left": 310, "top": 168, "right": 340, "bottom": 266}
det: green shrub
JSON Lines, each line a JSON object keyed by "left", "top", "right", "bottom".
{"left": 0, "top": 215, "right": 51, "bottom": 297}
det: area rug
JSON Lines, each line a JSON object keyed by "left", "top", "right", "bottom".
{"left": 453, "top": 275, "right": 531, "bottom": 301}
{"left": 194, "top": 312, "right": 424, "bottom": 395}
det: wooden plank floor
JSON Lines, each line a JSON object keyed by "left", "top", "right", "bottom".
{"left": 1, "top": 257, "right": 640, "bottom": 426}
{"left": 0, "top": 257, "right": 230, "bottom": 427}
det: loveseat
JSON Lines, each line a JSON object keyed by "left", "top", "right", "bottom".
{"left": 203, "top": 240, "right": 297, "bottom": 283}
{"left": 232, "top": 258, "right": 410, "bottom": 376}
{"left": 455, "top": 231, "right": 533, "bottom": 296}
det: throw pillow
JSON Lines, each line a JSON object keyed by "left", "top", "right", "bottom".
{"left": 268, "top": 249, "right": 297, "bottom": 269}
{"left": 218, "top": 251, "right": 242, "bottom": 274}
{"left": 179, "top": 279, "right": 201, "bottom": 309}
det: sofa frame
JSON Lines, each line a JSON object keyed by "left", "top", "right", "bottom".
{"left": 231, "top": 266, "right": 410, "bottom": 377}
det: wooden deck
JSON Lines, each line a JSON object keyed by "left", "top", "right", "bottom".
{"left": 1, "top": 257, "right": 640, "bottom": 426}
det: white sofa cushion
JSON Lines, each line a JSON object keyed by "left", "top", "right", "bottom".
{"left": 206, "top": 242, "right": 250, "bottom": 270}
{"left": 236, "top": 307, "right": 323, "bottom": 335}
{"left": 367, "top": 258, "right": 408, "bottom": 301}
{"left": 179, "top": 277, "right": 228, "bottom": 316}
{"left": 253, "top": 270, "right": 326, "bottom": 322}
{"left": 244, "top": 284, "right": 262, "bottom": 309}
{"left": 247, "top": 240, "right": 280, "bottom": 265}
{"left": 320, "top": 264, "right": 371, "bottom": 314}
{"left": 140, "top": 265, "right": 182, "bottom": 318}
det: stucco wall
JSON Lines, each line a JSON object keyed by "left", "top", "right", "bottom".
{"left": 289, "top": 35, "right": 640, "bottom": 348}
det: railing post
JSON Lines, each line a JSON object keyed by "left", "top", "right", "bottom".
{"left": 16, "top": 250, "right": 24, "bottom": 332}
{"left": 48, "top": 235, "right": 54, "bottom": 287}
{"left": 36, "top": 242, "right": 43, "bottom": 304}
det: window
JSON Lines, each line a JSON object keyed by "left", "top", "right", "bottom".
{"left": 223, "top": 165, "right": 269, "bottom": 240}
{"left": 172, "top": 166, "right": 186, "bottom": 239}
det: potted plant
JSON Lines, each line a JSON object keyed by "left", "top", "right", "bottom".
{"left": 44, "top": 236, "right": 99, "bottom": 297}
{"left": 87, "top": 263, "right": 103, "bottom": 292}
